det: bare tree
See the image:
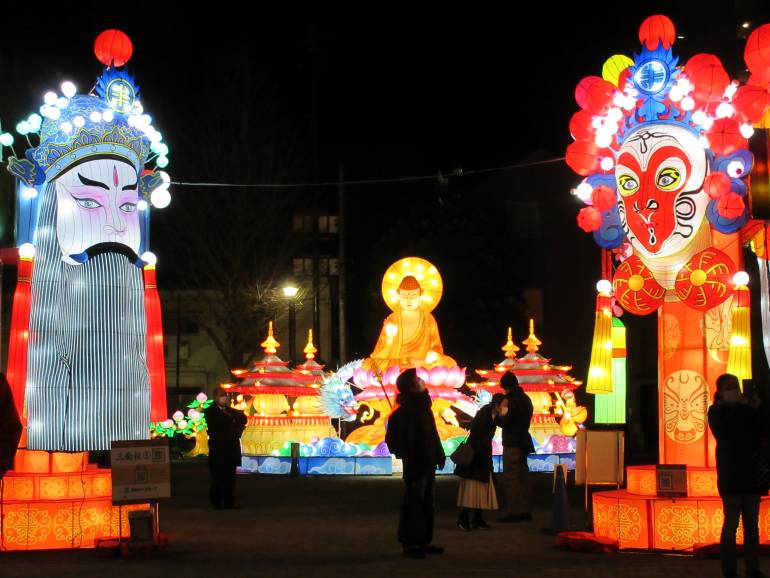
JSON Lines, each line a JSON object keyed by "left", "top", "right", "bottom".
{"left": 153, "top": 50, "right": 311, "bottom": 369}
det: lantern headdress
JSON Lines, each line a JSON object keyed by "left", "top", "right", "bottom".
{"left": 568, "top": 15, "right": 770, "bottom": 260}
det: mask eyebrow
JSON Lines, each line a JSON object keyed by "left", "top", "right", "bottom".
{"left": 77, "top": 173, "right": 109, "bottom": 190}
{"left": 122, "top": 181, "right": 138, "bottom": 191}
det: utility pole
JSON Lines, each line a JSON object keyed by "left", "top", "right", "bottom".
{"left": 337, "top": 164, "right": 347, "bottom": 364}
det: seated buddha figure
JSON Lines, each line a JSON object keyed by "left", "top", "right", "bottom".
{"left": 364, "top": 274, "right": 455, "bottom": 372}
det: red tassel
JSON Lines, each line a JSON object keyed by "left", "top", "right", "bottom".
{"left": 144, "top": 265, "right": 167, "bottom": 421}
{"left": 6, "top": 257, "right": 34, "bottom": 424}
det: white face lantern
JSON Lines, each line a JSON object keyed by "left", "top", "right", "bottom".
{"left": 54, "top": 158, "right": 141, "bottom": 264}
{"left": 615, "top": 124, "right": 709, "bottom": 260}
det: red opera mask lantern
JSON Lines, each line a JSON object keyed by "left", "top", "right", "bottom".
{"left": 615, "top": 124, "right": 709, "bottom": 259}
{"left": 612, "top": 255, "right": 666, "bottom": 315}
{"left": 674, "top": 248, "right": 735, "bottom": 311}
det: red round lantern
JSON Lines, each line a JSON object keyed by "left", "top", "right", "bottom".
{"left": 94, "top": 29, "right": 133, "bottom": 67}
{"left": 733, "top": 84, "right": 770, "bottom": 123}
{"left": 591, "top": 185, "right": 616, "bottom": 212}
{"left": 566, "top": 140, "right": 600, "bottom": 176}
{"left": 716, "top": 192, "right": 746, "bottom": 219}
{"left": 745, "top": 23, "right": 770, "bottom": 84}
{"left": 575, "top": 77, "right": 615, "bottom": 115}
{"left": 707, "top": 118, "right": 747, "bottom": 157}
{"left": 569, "top": 110, "right": 594, "bottom": 141}
{"left": 748, "top": 73, "right": 768, "bottom": 89}
{"left": 577, "top": 207, "right": 602, "bottom": 232}
{"left": 674, "top": 248, "right": 735, "bottom": 311}
{"left": 690, "top": 63, "right": 730, "bottom": 105}
{"left": 639, "top": 15, "right": 676, "bottom": 51}
{"left": 684, "top": 53, "right": 722, "bottom": 79}
{"left": 703, "top": 172, "right": 731, "bottom": 199}
{"left": 612, "top": 255, "right": 665, "bottom": 316}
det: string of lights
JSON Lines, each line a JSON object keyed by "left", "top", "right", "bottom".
{"left": 169, "top": 156, "right": 566, "bottom": 189}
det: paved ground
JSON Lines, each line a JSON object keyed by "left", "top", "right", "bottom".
{"left": 0, "top": 461, "right": 754, "bottom": 577}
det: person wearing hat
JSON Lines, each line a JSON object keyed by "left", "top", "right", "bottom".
{"left": 496, "top": 371, "right": 534, "bottom": 522}
{"left": 385, "top": 368, "right": 446, "bottom": 559}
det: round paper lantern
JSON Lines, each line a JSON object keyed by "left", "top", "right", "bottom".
{"left": 717, "top": 192, "right": 746, "bottom": 219}
{"left": 578, "top": 207, "right": 602, "bottom": 233}
{"left": 602, "top": 54, "right": 634, "bottom": 87}
{"left": 569, "top": 110, "right": 594, "bottom": 141}
{"left": 566, "top": 140, "right": 600, "bottom": 176}
{"left": 612, "top": 255, "right": 666, "bottom": 316}
{"left": 745, "top": 23, "right": 770, "bottom": 84}
{"left": 575, "top": 77, "right": 615, "bottom": 115}
{"left": 577, "top": 207, "right": 602, "bottom": 232}
{"left": 94, "top": 29, "right": 133, "bottom": 67}
{"left": 703, "top": 172, "right": 731, "bottom": 199}
{"left": 639, "top": 15, "right": 676, "bottom": 50}
{"left": 733, "top": 84, "right": 770, "bottom": 123}
{"left": 592, "top": 185, "right": 616, "bottom": 212}
{"left": 690, "top": 63, "right": 730, "bottom": 105}
{"left": 685, "top": 53, "right": 722, "bottom": 79}
{"left": 674, "top": 248, "right": 735, "bottom": 311}
{"left": 707, "top": 118, "right": 746, "bottom": 156}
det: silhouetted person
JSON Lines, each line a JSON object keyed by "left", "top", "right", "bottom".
{"left": 205, "top": 387, "right": 247, "bottom": 509}
{"left": 708, "top": 373, "right": 766, "bottom": 578}
{"left": 385, "top": 368, "right": 445, "bottom": 559}
{"left": 456, "top": 393, "right": 507, "bottom": 530}
{"left": 496, "top": 371, "right": 534, "bottom": 522}
{"left": 0, "top": 373, "right": 22, "bottom": 478}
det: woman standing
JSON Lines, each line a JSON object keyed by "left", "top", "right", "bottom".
{"left": 455, "top": 393, "right": 508, "bottom": 530}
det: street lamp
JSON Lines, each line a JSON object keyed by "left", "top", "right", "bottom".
{"left": 283, "top": 284, "right": 299, "bottom": 362}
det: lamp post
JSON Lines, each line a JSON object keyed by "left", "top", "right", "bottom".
{"left": 282, "top": 284, "right": 299, "bottom": 362}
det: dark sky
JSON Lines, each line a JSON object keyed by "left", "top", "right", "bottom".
{"left": 1, "top": 1, "right": 769, "bottom": 375}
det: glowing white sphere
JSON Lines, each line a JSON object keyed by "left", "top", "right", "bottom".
{"left": 595, "top": 133, "right": 613, "bottom": 148}
{"left": 740, "top": 123, "right": 755, "bottom": 139}
{"left": 132, "top": 102, "right": 144, "bottom": 116}
{"left": 727, "top": 160, "right": 745, "bottom": 178}
{"left": 56, "top": 97, "right": 69, "bottom": 109}
{"left": 600, "top": 157, "right": 615, "bottom": 171}
{"left": 60, "top": 122, "right": 73, "bottom": 134}
{"left": 692, "top": 110, "right": 707, "bottom": 125}
{"left": 21, "top": 187, "right": 38, "bottom": 200}
{"left": 575, "top": 182, "right": 593, "bottom": 202}
{"left": 89, "top": 111, "right": 102, "bottom": 123}
{"left": 668, "top": 88, "right": 683, "bottom": 102}
{"left": 73, "top": 116, "right": 85, "bottom": 128}
{"left": 151, "top": 186, "right": 171, "bottom": 209}
{"left": 733, "top": 271, "right": 749, "bottom": 286}
{"left": 678, "top": 78, "right": 692, "bottom": 93}
{"left": 607, "top": 107, "right": 623, "bottom": 122}
{"left": 28, "top": 114, "right": 42, "bottom": 131}
{"left": 137, "top": 199, "right": 149, "bottom": 211}
{"left": 681, "top": 96, "right": 695, "bottom": 111}
{"left": 0, "top": 133, "right": 13, "bottom": 147}
{"left": 141, "top": 251, "right": 158, "bottom": 266}
{"left": 612, "top": 94, "right": 625, "bottom": 107}
{"left": 102, "top": 110, "right": 114, "bottom": 122}
{"left": 716, "top": 102, "right": 734, "bottom": 119}
{"left": 18, "top": 243, "right": 36, "bottom": 258}
{"left": 44, "top": 91, "right": 57, "bottom": 105}
{"left": 592, "top": 117, "right": 605, "bottom": 130}
{"left": 60, "top": 81, "right": 76, "bottom": 98}
{"left": 47, "top": 107, "right": 61, "bottom": 120}
{"left": 159, "top": 170, "right": 171, "bottom": 184}
{"left": 701, "top": 116, "right": 715, "bottom": 130}
{"left": 596, "top": 279, "right": 612, "bottom": 294}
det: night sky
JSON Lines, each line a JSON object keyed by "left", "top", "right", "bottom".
{"left": 1, "top": 1, "right": 769, "bottom": 382}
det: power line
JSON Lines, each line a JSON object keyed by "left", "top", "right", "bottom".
{"left": 170, "top": 156, "right": 566, "bottom": 189}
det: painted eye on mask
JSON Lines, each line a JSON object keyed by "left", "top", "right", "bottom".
{"left": 657, "top": 167, "right": 682, "bottom": 191}
{"left": 617, "top": 174, "right": 639, "bottom": 196}
{"left": 119, "top": 202, "right": 137, "bottom": 213}
{"left": 73, "top": 196, "right": 102, "bottom": 209}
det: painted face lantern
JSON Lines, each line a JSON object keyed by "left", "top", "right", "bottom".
{"left": 0, "top": 30, "right": 172, "bottom": 451}
{"left": 615, "top": 124, "right": 709, "bottom": 259}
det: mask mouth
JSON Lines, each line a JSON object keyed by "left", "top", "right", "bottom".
{"left": 69, "top": 242, "right": 142, "bottom": 267}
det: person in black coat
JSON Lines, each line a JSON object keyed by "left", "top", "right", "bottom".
{"left": 204, "top": 386, "right": 247, "bottom": 509}
{"left": 455, "top": 393, "right": 508, "bottom": 530}
{"left": 496, "top": 371, "right": 535, "bottom": 522}
{"left": 708, "top": 373, "right": 766, "bottom": 578}
{"left": 385, "top": 368, "right": 446, "bottom": 559}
